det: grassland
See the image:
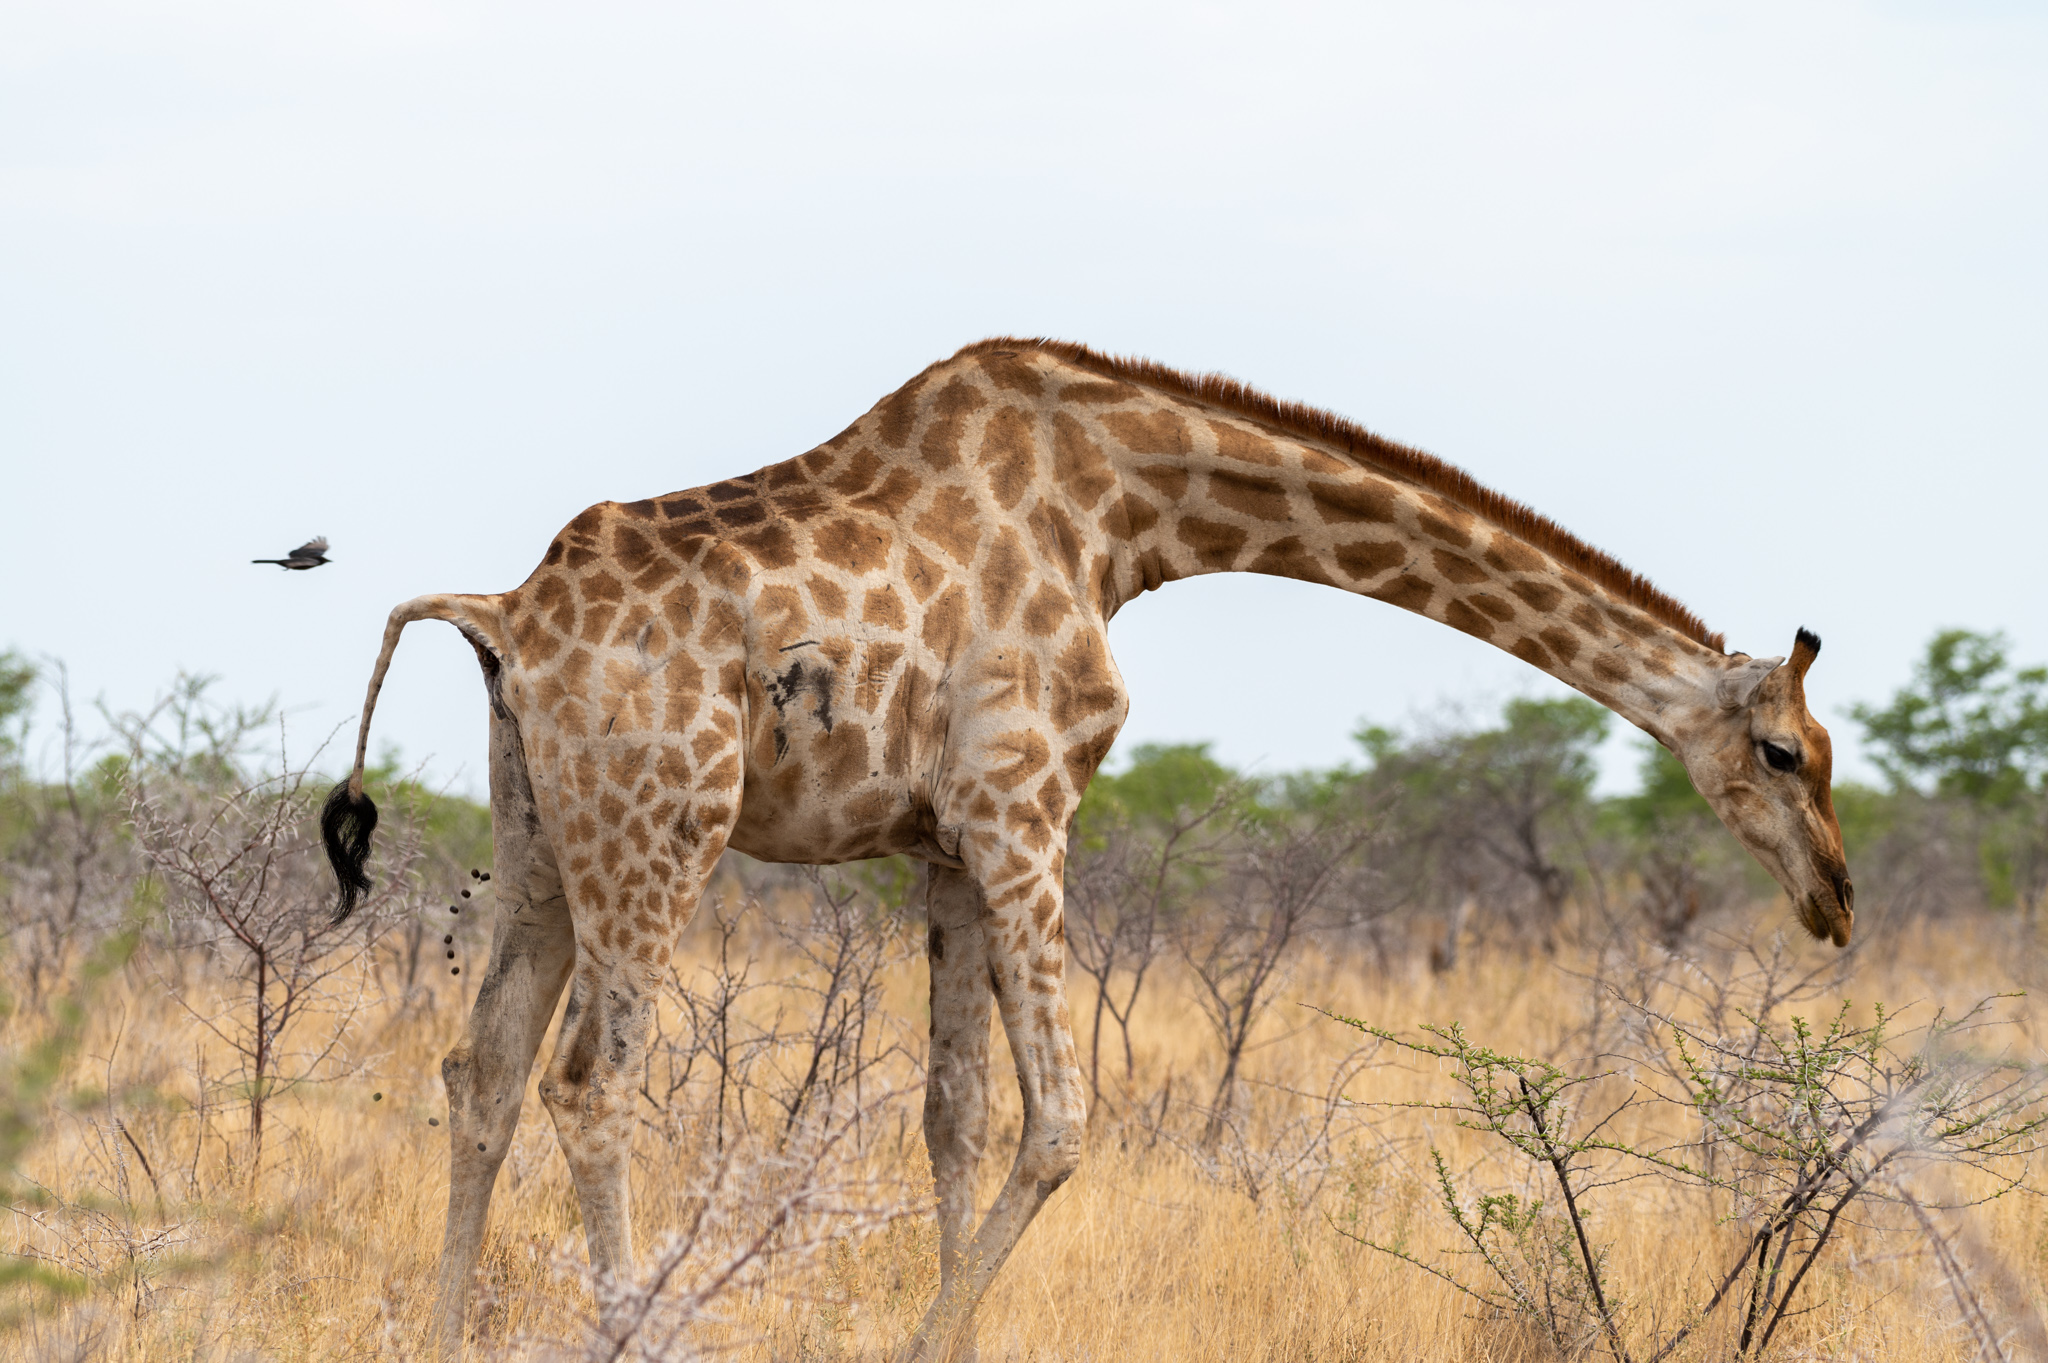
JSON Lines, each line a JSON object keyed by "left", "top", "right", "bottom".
{"left": 8, "top": 887, "right": 2046, "bottom": 1363}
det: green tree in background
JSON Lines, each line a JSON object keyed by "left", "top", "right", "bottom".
{"left": 1453, "top": 697, "right": 1611, "bottom": 941}
{"left": 1851, "top": 629, "right": 2048, "bottom": 805}
{"left": 1352, "top": 696, "right": 1610, "bottom": 956}
{"left": 1075, "top": 741, "right": 1239, "bottom": 834}
{"left": 1355, "top": 697, "right": 1610, "bottom": 832}
{"left": 0, "top": 651, "right": 32, "bottom": 769}
{"left": 1852, "top": 629, "right": 2048, "bottom": 915}
{"left": 1468, "top": 697, "right": 1610, "bottom": 817}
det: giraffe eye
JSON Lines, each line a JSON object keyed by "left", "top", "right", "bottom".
{"left": 1760, "top": 741, "right": 1799, "bottom": 774}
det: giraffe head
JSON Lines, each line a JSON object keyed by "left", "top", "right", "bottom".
{"left": 1671, "top": 628, "right": 1853, "bottom": 946}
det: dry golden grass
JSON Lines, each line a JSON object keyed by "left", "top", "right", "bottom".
{"left": 9, "top": 903, "right": 2047, "bottom": 1362}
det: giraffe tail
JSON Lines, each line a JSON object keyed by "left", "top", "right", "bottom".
{"left": 323, "top": 593, "right": 506, "bottom": 923}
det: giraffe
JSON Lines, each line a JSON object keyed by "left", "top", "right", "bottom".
{"left": 321, "top": 337, "right": 1853, "bottom": 1360}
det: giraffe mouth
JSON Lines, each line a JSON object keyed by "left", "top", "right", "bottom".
{"left": 1799, "top": 889, "right": 1853, "bottom": 948}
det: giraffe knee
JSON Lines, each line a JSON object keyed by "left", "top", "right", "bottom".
{"left": 441, "top": 1043, "right": 483, "bottom": 1118}
{"left": 443, "top": 1043, "right": 523, "bottom": 1152}
{"left": 535, "top": 1066, "right": 587, "bottom": 1122}
{"left": 1024, "top": 1119, "right": 1083, "bottom": 1194}
{"left": 537, "top": 1050, "right": 627, "bottom": 1131}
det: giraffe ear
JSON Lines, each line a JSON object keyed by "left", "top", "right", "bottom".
{"left": 1717, "top": 655, "right": 1785, "bottom": 711}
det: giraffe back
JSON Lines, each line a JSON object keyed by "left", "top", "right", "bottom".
{"left": 493, "top": 347, "right": 1132, "bottom": 878}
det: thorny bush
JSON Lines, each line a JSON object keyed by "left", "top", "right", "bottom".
{"left": 1329, "top": 933, "right": 2048, "bottom": 1362}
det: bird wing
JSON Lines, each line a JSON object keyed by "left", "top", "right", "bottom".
{"left": 291, "top": 537, "right": 330, "bottom": 558}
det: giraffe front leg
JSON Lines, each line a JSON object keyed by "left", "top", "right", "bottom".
{"left": 920, "top": 865, "right": 994, "bottom": 1361}
{"left": 432, "top": 708, "right": 576, "bottom": 1361}
{"left": 900, "top": 853, "right": 1085, "bottom": 1363}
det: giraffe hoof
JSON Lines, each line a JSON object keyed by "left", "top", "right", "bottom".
{"left": 895, "top": 1328, "right": 978, "bottom": 1363}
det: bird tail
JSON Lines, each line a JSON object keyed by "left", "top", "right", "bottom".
{"left": 324, "top": 593, "right": 508, "bottom": 922}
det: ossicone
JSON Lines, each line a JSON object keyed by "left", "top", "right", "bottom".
{"left": 1791, "top": 627, "right": 1823, "bottom": 680}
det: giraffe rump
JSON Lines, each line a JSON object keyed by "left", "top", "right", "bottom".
{"left": 321, "top": 780, "right": 378, "bottom": 922}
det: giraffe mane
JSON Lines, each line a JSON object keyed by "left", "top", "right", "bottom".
{"left": 956, "top": 336, "right": 1726, "bottom": 655}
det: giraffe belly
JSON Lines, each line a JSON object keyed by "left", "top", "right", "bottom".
{"left": 725, "top": 711, "right": 932, "bottom": 865}
{"left": 726, "top": 630, "right": 950, "bottom": 866}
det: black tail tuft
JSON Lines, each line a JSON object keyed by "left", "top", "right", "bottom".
{"left": 321, "top": 781, "right": 379, "bottom": 923}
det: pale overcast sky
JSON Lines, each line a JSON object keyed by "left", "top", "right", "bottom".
{"left": 3, "top": 2, "right": 2043, "bottom": 796}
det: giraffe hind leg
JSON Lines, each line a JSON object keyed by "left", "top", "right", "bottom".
{"left": 532, "top": 729, "right": 745, "bottom": 1323}
{"left": 432, "top": 705, "right": 577, "bottom": 1361}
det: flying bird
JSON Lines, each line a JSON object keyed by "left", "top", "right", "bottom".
{"left": 252, "top": 537, "right": 331, "bottom": 570}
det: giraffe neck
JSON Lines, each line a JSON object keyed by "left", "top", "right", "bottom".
{"left": 1077, "top": 396, "right": 1727, "bottom": 746}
